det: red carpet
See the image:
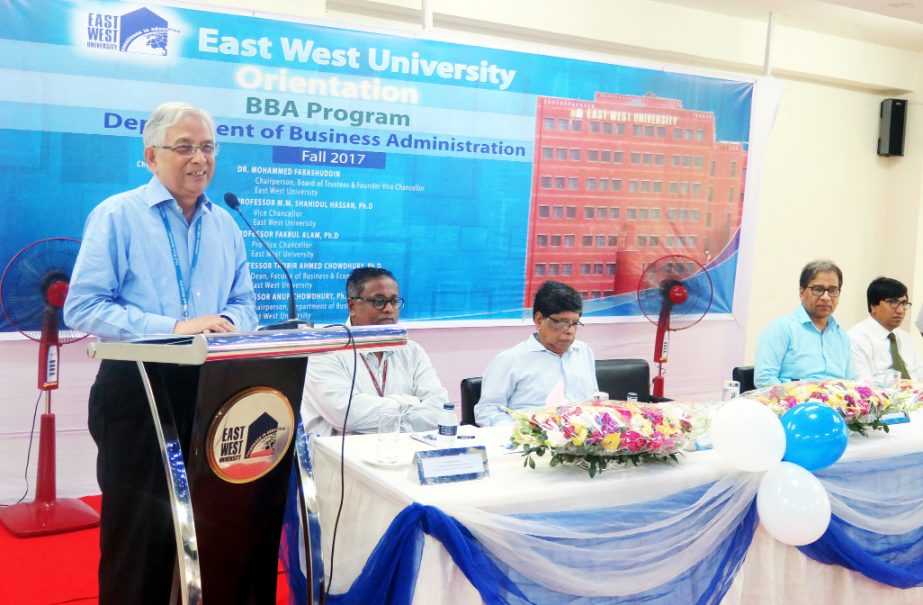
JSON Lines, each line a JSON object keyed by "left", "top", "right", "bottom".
{"left": 0, "top": 495, "right": 290, "bottom": 604}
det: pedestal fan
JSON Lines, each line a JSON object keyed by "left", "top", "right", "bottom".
{"left": 0, "top": 237, "right": 99, "bottom": 536}
{"left": 637, "top": 254, "right": 713, "bottom": 399}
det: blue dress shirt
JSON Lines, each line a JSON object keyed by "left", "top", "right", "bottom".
{"left": 475, "top": 334, "right": 599, "bottom": 426}
{"left": 754, "top": 305, "right": 854, "bottom": 387}
{"left": 64, "top": 177, "right": 257, "bottom": 340}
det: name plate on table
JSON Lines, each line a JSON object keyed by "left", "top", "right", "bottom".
{"left": 881, "top": 411, "right": 911, "bottom": 425}
{"left": 410, "top": 446, "right": 489, "bottom": 485}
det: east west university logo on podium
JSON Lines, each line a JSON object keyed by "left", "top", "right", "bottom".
{"left": 206, "top": 387, "right": 295, "bottom": 484}
{"left": 84, "top": 7, "right": 177, "bottom": 55}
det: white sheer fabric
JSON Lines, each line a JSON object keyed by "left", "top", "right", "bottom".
{"left": 311, "top": 416, "right": 923, "bottom": 602}
{"left": 822, "top": 459, "right": 923, "bottom": 535}
{"left": 445, "top": 474, "right": 760, "bottom": 596}
{"left": 725, "top": 526, "right": 923, "bottom": 605}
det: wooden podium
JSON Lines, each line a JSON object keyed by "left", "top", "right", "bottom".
{"left": 88, "top": 326, "right": 407, "bottom": 605}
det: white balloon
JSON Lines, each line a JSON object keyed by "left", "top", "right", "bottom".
{"left": 709, "top": 398, "right": 786, "bottom": 472}
{"left": 757, "top": 461, "right": 832, "bottom": 546}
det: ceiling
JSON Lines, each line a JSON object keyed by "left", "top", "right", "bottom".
{"left": 655, "top": 0, "right": 923, "bottom": 52}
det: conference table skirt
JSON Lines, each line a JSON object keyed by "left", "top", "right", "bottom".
{"left": 311, "top": 422, "right": 923, "bottom": 604}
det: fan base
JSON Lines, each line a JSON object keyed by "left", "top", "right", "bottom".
{"left": 0, "top": 497, "right": 99, "bottom": 537}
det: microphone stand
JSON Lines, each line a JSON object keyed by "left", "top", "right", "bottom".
{"left": 223, "top": 192, "right": 312, "bottom": 330}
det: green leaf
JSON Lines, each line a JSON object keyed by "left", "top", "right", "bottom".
{"left": 528, "top": 456, "right": 536, "bottom": 470}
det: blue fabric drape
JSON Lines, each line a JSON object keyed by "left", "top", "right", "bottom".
{"left": 797, "top": 449, "right": 923, "bottom": 589}
{"left": 326, "top": 483, "right": 759, "bottom": 604}
{"left": 496, "top": 483, "right": 758, "bottom": 605}
{"left": 799, "top": 517, "right": 923, "bottom": 589}
{"left": 280, "top": 466, "right": 308, "bottom": 604}
{"left": 327, "top": 503, "right": 533, "bottom": 605}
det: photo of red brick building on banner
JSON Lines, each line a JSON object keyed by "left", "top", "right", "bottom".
{"left": 524, "top": 92, "right": 748, "bottom": 306}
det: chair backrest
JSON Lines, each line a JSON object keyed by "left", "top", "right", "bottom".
{"left": 595, "top": 358, "right": 652, "bottom": 402}
{"left": 460, "top": 359, "right": 653, "bottom": 425}
{"left": 732, "top": 366, "right": 756, "bottom": 394}
{"left": 460, "top": 377, "right": 482, "bottom": 426}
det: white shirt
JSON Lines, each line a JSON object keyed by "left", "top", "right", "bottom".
{"left": 475, "top": 334, "right": 598, "bottom": 427}
{"left": 848, "top": 315, "right": 923, "bottom": 380}
{"left": 301, "top": 338, "right": 449, "bottom": 436}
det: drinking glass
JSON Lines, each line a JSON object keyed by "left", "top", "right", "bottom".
{"left": 376, "top": 409, "right": 401, "bottom": 464}
{"left": 876, "top": 369, "right": 901, "bottom": 393}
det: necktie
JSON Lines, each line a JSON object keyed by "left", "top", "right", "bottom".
{"left": 888, "top": 332, "right": 910, "bottom": 380}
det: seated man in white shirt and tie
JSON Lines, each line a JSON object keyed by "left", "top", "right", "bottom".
{"left": 475, "top": 280, "right": 599, "bottom": 426}
{"left": 301, "top": 267, "right": 449, "bottom": 435}
{"left": 848, "top": 277, "right": 923, "bottom": 381}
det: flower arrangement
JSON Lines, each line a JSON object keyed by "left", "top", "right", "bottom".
{"left": 507, "top": 401, "right": 699, "bottom": 477}
{"left": 746, "top": 380, "right": 923, "bottom": 435}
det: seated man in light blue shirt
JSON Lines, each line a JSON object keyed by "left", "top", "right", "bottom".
{"left": 476, "top": 280, "right": 599, "bottom": 426}
{"left": 754, "top": 259, "right": 855, "bottom": 387}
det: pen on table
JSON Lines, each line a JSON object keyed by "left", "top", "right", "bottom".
{"left": 457, "top": 435, "right": 476, "bottom": 439}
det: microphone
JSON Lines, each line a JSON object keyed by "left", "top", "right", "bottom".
{"left": 224, "top": 192, "right": 310, "bottom": 330}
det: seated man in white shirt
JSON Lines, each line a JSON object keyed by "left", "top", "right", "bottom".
{"left": 475, "top": 280, "right": 599, "bottom": 426}
{"left": 301, "top": 267, "right": 449, "bottom": 435}
{"left": 848, "top": 276, "right": 923, "bottom": 381}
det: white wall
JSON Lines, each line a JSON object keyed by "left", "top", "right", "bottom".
{"left": 4, "top": 0, "right": 923, "bottom": 499}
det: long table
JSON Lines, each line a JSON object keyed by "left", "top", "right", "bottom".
{"left": 311, "top": 419, "right": 923, "bottom": 604}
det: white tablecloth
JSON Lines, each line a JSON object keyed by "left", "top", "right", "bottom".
{"left": 311, "top": 420, "right": 923, "bottom": 603}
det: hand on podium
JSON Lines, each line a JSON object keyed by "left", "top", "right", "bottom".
{"left": 174, "top": 314, "right": 237, "bottom": 335}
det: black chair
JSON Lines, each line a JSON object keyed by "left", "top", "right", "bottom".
{"left": 732, "top": 366, "right": 756, "bottom": 394}
{"left": 460, "top": 359, "right": 656, "bottom": 426}
{"left": 460, "top": 377, "right": 482, "bottom": 426}
{"left": 595, "top": 358, "right": 654, "bottom": 402}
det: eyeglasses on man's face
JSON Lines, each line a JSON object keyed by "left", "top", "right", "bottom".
{"left": 155, "top": 142, "right": 219, "bottom": 157}
{"left": 884, "top": 298, "right": 912, "bottom": 310}
{"left": 544, "top": 315, "right": 584, "bottom": 331}
{"left": 807, "top": 285, "right": 841, "bottom": 298}
{"left": 350, "top": 296, "right": 405, "bottom": 310}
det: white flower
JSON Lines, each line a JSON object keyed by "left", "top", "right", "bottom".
{"left": 544, "top": 428, "right": 568, "bottom": 448}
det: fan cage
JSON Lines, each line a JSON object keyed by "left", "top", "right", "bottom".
{"left": 0, "top": 238, "right": 87, "bottom": 344}
{"left": 637, "top": 254, "right": 714, "bottom": 331}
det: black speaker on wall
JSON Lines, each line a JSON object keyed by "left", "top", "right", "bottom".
{"left": 878, "top": 98, "right": 907, "bottom": 157}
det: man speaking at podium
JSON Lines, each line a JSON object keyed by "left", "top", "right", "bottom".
{"left": 64, "top": 102, "right": 257, "bottom": 604}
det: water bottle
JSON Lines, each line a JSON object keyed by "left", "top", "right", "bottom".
{"left": 721, "top": 380, "right": 741, "bottom": 402}
{"left": 436, "top": 402, "right": 458, "bottom": 448}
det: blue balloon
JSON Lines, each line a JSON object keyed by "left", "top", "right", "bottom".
{"left": 780, "top": 402, "right": 849, "bottom": 471}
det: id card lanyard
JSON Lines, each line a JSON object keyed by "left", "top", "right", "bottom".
{"left": 158, "top": 205, "right": 202, "bottom": 321}
{"left": 360, "top": 355, "right": 389, "bottom": 397}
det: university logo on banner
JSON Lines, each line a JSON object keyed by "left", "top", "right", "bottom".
{"left": 84, "top": 6, "right": 176, "bottom": 55}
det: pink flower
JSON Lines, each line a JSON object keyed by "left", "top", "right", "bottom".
{"left": 648, "top": 432, "right": 666, "bottom": 450}
{"left": 642, "top": 409, "right": 664, "bottom": 424}
{"left": 598, "top": 412, "right": 618, "bottom": 434}
{"left": 621, "top": 430, "right": 645, "bottom": 453}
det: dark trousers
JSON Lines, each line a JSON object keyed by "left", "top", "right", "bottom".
{"left": 88, "top": 360, "right": 199, "bottom": 605}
